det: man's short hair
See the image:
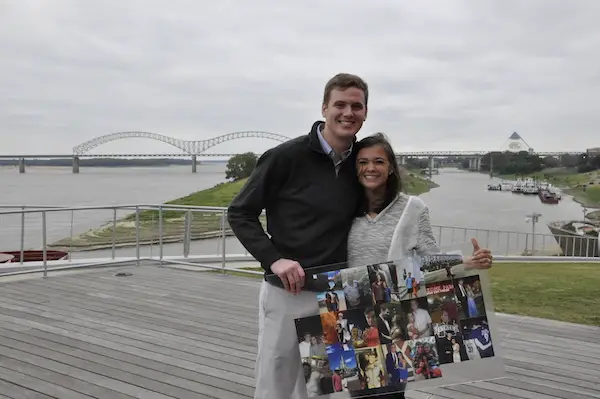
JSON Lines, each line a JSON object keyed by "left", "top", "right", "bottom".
{"left": 323, "top": 73, "right": 369, "bottom": 106}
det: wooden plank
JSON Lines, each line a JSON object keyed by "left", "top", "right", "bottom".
{"left": 0, "top": 293, "right": 259, "bottom": 361}
{"left": 0, "top": 354, "right": 135, "bottom": 399}
{"left": 0, "top": 313, "right": 256, "bottom": 395}
{"left": 1, "top": 265, "right": 599, "bottom": 399}
{"left": 0, "top": 322, "right": 254, "bottom": 399}
{"left": 506, "top": 365, "right": 600, "bottom": 394}
{"left": 0, "top": 378, "right": 51, "bottom": 399}
{"left": 0, "top": 341, "right": 177, "bottom": 399}
{"left": 492, "top": 377, "right": 600, "bottom": 399}
{"left": 0, "top": 364, "right": 97, "bottom": 399}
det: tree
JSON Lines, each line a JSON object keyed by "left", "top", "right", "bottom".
{"left": 226, "top": 152, "right": 258, "bottom": 181}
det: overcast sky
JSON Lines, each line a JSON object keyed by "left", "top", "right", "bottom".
{"left": 1, "top": 0, "right": 599, "bottom": 156}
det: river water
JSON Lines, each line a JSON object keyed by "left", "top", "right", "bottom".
{"left": 0, "top": 164, "right": 589, "bottom": 259}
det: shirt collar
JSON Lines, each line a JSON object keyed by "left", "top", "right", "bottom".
{"left": 317, "top": 123, "right": 353, "bottom": 157}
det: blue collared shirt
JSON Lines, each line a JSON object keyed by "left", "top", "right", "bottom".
{"left": 316, "top": 123, "right": 353, "bottom": 175}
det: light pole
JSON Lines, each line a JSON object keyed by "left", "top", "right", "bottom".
{"left": 525, "top": 212, "right": 542, "bottom": 255}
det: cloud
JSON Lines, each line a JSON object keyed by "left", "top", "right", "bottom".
{"left": 1, "top": 0, "right": 599, "bottom": 155}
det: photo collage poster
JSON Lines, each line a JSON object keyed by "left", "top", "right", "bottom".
{"left": 295, "top": 255, "right": 497, "bottom": 398}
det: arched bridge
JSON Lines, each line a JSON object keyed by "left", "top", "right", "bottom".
{"left": 72, "top": 131, "right": 293, "bottom": 156}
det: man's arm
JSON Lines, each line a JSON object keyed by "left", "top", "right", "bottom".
{"left": 227, "top": 149, "right": 283, "bottom": 270}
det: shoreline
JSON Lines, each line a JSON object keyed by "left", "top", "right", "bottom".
{"left": 49, "top": 173, "right": 438, "bottom": 252}
{"left": 495, "top": 169, "right": 600, "bottom": 210}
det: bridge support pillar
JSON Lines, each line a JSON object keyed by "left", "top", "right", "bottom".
{"left": 428, "top": 156, "right": 434, "bottom": 178}
{"left": 489, "top": 154, "right": 494, "bottom": 177}
{"left": 72, "top": 156, "right": 80, "bottom": 174}
{"left": 476, "top": 157, "right": 482, "bottom": 171}
{"left": 18, "top": 158, "right": 25, "bottom": 173}
{"left": 191, "top": 155, "right": 197, "bottom": 173}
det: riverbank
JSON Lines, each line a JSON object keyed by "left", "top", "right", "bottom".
{"left": 49, "top": 172, "right": 438, "bottom": 250}
{"left": 499, "top": 167, "right": 600, "bottom": 209}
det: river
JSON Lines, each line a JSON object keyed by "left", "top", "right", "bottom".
{"left": 0, "top": 164, "right": 589, "bottom": 259}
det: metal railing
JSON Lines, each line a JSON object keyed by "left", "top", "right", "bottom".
{"left": 1, "top": 204, "right": 599, "bottom": 278}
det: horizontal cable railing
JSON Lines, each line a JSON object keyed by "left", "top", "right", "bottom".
{"left": 1, "top": 204, "right": 598, "bottom": 279}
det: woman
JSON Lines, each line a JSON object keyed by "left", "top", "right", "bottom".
{"left": 347, "top": 133, "right": 493, "bottom": 398}
{"left": 348, "top": 132, "right": 492, "bottom": 276}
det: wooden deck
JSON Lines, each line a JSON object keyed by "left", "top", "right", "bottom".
{"left": 0, "top": 265, "right": 598, "bottom": 399}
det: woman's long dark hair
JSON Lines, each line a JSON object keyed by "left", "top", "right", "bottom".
{"left": 355, "top": 132, "right": 404, "bottom": 215}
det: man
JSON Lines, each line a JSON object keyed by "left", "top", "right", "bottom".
{"left": 410, "top": 299, "right": 432, "bottom": 338}
{"left": 227, "top": 73, "right": 368, "bottom": 399}
{"left": 376, "top": 303, "right": 392, "bottom": 345}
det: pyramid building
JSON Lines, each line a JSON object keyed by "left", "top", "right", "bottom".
{"left": 500, "top": 132, "right": 533, "bottom": 153}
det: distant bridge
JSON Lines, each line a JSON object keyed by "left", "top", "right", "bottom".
{"left": 72, "top": 131, "right": 291, "bottom": 156}
{"left": 2, "top": 129, "right": 588, "bottom": 175}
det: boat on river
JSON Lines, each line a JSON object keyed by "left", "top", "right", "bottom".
{"left": 547, "top": 220, "right": 599, "bottom": 257}
{"left": 487, "top": 182, "right": 514, "bottom": 191}
{"left": 0, "top": 250, "right": 69, "bottom": 264}
{"left": 538, "top": 189, "right": 561, "bottom": 204}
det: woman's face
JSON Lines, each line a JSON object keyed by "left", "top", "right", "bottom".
{"left": 356, "top": 144, "right": 391, "bottom": 191}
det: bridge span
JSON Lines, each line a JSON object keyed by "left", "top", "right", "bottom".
{"left": 1, "top": 128, "right": 587, "bottom": 174}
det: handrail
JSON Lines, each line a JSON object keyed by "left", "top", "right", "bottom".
{"left": 0, "top": 204, "right": 231, "bottom": 215}
{"left": 1, "top": 203, "right": 598, "bottom": 280}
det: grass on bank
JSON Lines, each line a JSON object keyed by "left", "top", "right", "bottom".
{"left": 50, "top": 172, "right": 438, "bottom": 249}
{"left": 500, "top": 168, "right": 599, "bottom": 187}
{"left": 218, "top": 262, "right": 600, "bottom": 326}
{"left": 564, "top": 185, "right": 600, "bottom": 208}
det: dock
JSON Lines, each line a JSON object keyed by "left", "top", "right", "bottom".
{"left": 0, "top": 265, "right": 598, "bottom": 398}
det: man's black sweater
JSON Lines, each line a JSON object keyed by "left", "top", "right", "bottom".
{"left": 227, "top": 121, "right": 362, "bottom": 285}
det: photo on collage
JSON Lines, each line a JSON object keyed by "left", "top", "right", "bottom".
{"left": 336, "top": 308, "right": 381, "bottom": 349}
{"left": 398, "top": 297, "right": 434, "bottom": 340}
{"left": 405, "top": 337, "right": 442, "bottom": 380}
{"left": 355, "top": 345, "right": 388, "bottom": 390}
{"left": 460, "top": 316, "right": 495, "bottom": 360}
{"left": 381, "top": 342, "right": 410, "bottom": 388}
{"left": 454, "top": 276, "right": 487, "bottom": 320}
{"left": 367, "top": 263, "right": 400, "bottom": 303}
{"left": 325, "top": 342, "right": 361, "bottom": 393}
{"left": 392, "top": 257, "right": 427, "bottom": 300}
{"left": 340, "top": 266, "right": 373, "bottom": 309}
{"left": 295, "top": 315, "right": 327, "bottom": 364}
{"left": 317, "top": 290, "right": 348, "bottom": 315}
{"left": 295, "top": 315, "right": 337, "bottom": 397}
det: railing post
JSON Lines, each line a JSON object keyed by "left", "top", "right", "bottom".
{"left": 20, "top": 206, "right": 25, "bottom": 265}
{"left": 183, "top": 210, "right": 191, "bottom": 258}
{"left": 158, "top": 206, "right": 163, "bottom": 266}
{"left": 135, "top": 206, "right": 140, "bottom": 265}
{"left": 112, "top": 208, "right": 117, "bottom": 259}
{"left": 221, "top": 210, "right": 227, "bottom": 273}
{"left": 69, "top": 209, "right": 74, "bottom": 260}
{"left": 42, "top": 211, "right": 47, "bottom": 278}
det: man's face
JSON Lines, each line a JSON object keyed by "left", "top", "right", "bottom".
{"left": 366, "top": 311, "right": 376, "bottom": 326}
{"left": 321, "top": 87, "right": 367, "bottom": 141}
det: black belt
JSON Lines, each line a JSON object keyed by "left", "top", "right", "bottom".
{"left": 265, "top": 263, "right": 345, "bottom": 292}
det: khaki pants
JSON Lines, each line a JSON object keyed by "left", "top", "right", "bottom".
{"left": 254, "top": 280, "right": 320, "bottom": 399}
